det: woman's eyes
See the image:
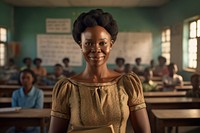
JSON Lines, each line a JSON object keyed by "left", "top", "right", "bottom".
{"left": 84, "top": 42, "right": 107, "bottom": 46}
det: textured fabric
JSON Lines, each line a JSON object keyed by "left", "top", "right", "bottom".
{"left": 12, "top": 86, "right": 44, "bottom": 108}
{"left": 51, "top": 73, "right": 146, "bottom": 133}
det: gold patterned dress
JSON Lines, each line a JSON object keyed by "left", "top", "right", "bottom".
{"left": 51, "top": 73, "right": 146, "bottom": 133}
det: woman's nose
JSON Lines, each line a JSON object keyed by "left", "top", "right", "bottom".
{"left": 91, "top": 44, "right": 101, "bottom": 53}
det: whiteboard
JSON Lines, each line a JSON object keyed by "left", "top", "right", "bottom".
{"left": 107, "top": 32, "right": 152, "bottom": 64}
{"left": 37, "top": 34, "right": 82, "bottom": 66}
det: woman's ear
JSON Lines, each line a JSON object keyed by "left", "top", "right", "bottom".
{"left": 110, "top": 40, "right": 114, "bottom": 48}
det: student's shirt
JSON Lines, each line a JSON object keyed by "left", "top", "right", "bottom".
{"left": 10, "top": 86, "right": 44, "bottom": 133}
{"left": 12, "top": 86, "right": 44, "bottom": 108}
{"left": 142, "top": 80, "right": 158, "bottom": 92}
{"left": 162, "top": 74, "right": 183, "bottom": 91}
{"left": 32, "top": 66, "right": 47, "bottom": 77}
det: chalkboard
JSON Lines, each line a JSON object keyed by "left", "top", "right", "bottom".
{"left": 107, "top": 32, "right": 152, "bottom": 64}
{"left": 37, "top": 34, "right": 82, "bottom": 66}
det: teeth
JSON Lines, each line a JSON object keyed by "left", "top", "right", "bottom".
{"left": 90, "top": 57, "right": 104, "bottom": 61}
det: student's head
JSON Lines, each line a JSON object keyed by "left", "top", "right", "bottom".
{"left": 124, "top": 63, "right": 132, "bottom": 73}
{"left": 168, "top": 63, "right": 178, "bottom": 76}
{"left": 23, "top": 57, "right": 32, "bottom": 67}
{"left": 158, "top": 55, "right": 166, "bottom": 66}
{"left": 8, "top": 58, "right": 15, "bottom": 65}
{"left": 33, "top": 58, "right": 42, "bottom": 67}
{"left": 150, "top": 59, "right": 155, "bottom": 67}
{"left": 115, "top": 57, "right": 125, "bottom": 67}
{"left": 135, "top": 57, "right": 141, "bottom": 65}
{"left": 54, "top": 64, "right": 63, "bottom": 77}
{"left": 62, "top": 57, "right": 70, "bottom": 66}
{"left": 190, "top": 73, "right": 200, "bottom": 89}
{"left": 18, "top": 69, "right": 37, "bottom": 86}
{"left": 72, "top": 9, "right": 118, "bottom": 67}
{"left": 143, "top": 67, "right": 153, "bottom": 81}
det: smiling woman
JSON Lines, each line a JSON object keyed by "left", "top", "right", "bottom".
{"left": 48, "top": 9, "right": 151, "bottom": 133}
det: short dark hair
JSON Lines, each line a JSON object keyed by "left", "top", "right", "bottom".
{"left": 33, "top": 58, "right": 42, "bottom": 65}
{"left": 115, "top": 57, "right": 125, "bottom": 64}
{"left": 18, "top": 69, "right": 37, "bottom": 85}
{"left": 62, "top": 57, "right": 70, "bottom": 63}
{"left": 54, "top": 63, "right": 63, "bottom": 68}
{"left": 72, "top": 9, "right": 118, "bottom": 45}
{"left": 191, "top": 73, "right": 200, "bottom": 81}
{"left": 23, "top": 57, "right": 32, "bottom": 64}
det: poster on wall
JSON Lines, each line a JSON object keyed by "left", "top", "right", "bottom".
{"left": 37, "top": 34, "right": 82, "bottom": 66}
{"left": 107, "top": 32, "right": 152, "bottom": 64}
{"left": 46, "top": 18, "right": 71, "bottom": 33}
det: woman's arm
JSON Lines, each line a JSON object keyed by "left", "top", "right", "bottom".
{"left": 48, "top": 116, "right": 69, "bottom": 133}
{"left": 130, "top": 108, "right": 151, "bottom": 133}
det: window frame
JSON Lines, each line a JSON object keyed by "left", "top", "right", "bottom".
{"left": 0, "top": 27, "right": 7, "bottom": 67}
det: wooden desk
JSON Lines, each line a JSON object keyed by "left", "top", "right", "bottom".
{"left": 0, "top": 85, "right": 53, "bottom": 97}
{"left": 152, "top": 109, "right": 200, "bottom": 133}
{"left": 0, "top": 109, "right": 51, "bottom": 133}
{"left": 144, "top": 91, "right": 186, "bottom": 98}
{"left": 0, "top": 97, "right": 52, "bottom": 108}
{"left": 145, "top": 97, "right": 200, "bottom": 109}
{"left": 176, "top": 85, "right": 192, "bottom": 91}
{"left": 43, "top": 91, "right": 52, "bottom": 97}
{"left": 145, "top": 97, "right": 200, "bottom": 133}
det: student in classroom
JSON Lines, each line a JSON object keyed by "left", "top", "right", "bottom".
{"left": 113, "top": 57, "right": 126, "bottom": 73}
{"left": 42, "top": 63, "right": 65, "bottom": 85}
{"left": 162, "top": 63, "right": 183, "bottom": 91}
{"left": 153, "top": 55, "right": 169, "bottom": 77}
{"left": 32, "top": 58, "right": 47, "bottom": 77}
{"left": 132, "top": 57, "right": 144, "bottom": 76}
{"left": 142, "top": 67, "right": 159, "bottom": 92}
{"left": 7, "top": 69, "right": 44, "bottom": 133}
{"left": 62, "top": 57, "right": 76, "bottom": 77}
{"left": 20, "top": 57, "right": 33, "bottom": 70}
{"left": 49, "top": 9, "right": 150, "bottom": 133}
{"left": 186, "top": 73, "right": 200, "bottom": 98}
{"left": 124, "top": 63, "right": 133, "bottom": 74}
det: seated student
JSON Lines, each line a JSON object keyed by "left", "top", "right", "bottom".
{"left": 20, "top": 57, "right": 33, "bottom": 70}
{"left": 8, "top": 69, "right": 44, "bottom": 133}
{"left": 124, "top": 63, "right": 132, "bottom": 74}
{"left": 114, "top": 57, "right": 125, "bottom": 73}
{"left": 3, "top": 58, "right": 19, "bottom": 83}
{"left": 153, "top": 55, "right": 169, "bottom": 77}
{"left": 42, "top": 64, "right": 66, "bottom": 85}
{"left": 162, "top": 63, "right": 183, "bottom": 91}
{"left": 62, "top": 57, "right": 76, "bottom": 77}
{"left": 186, "top": 73, "right": 200, "bottom": 98}
{"left": 32, "top": 58, "right": 47, "bottom": 77}
{"left": 132, "top": 57, "right": 144, "bottom": 76}
{"left": 142, "top": 68, "right": 158, "bottom": 92}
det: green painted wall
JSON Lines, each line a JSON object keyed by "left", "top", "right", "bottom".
{"left": 13, "top": 7, "right": 161, "bottom": 73}
{"left": 159, "top": 0, "right": 200, "bottom": 80}
{"left": 0, "top": 1, "right": 14, "bottom": 41}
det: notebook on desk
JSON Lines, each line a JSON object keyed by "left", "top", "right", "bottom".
{"left": 0, "top": 107, "right": 21, "bottom": 113}
{"left": 69, "top": 125, "right": 115, "bottom": 133}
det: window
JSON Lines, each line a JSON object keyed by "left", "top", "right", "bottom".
{"left": 187, "top": 20, "right": 200, "bottom": 69}
{"left": 161, "top": 28, "right": 171, "bottom": 64}
{"left": 0, "top": 27, "right": 7, "bottom": 66}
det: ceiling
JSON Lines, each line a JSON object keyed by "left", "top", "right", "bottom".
{"left": 2, "top": 0, "right": 171, "bottom": 7}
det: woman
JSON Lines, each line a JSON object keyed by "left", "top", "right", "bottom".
{"left": 49, "top": 9, "right": 150, "bottom": 133}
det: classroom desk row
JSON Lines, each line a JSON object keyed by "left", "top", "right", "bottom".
{"left": 0, "top": 97, "right": 52, "bottom": 108}
{"left": 145, "top": 97, "right": 200, "bottom": 133}
{"left": 0, "top": 109, "right": 51, "bottom": 133}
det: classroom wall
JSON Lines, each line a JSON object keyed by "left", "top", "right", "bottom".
{"left": 13, "top": 7, "right": 161, "bottom": 73}
{"left": 0, "top": 1, "right": 14, "bottom": 41}
{"left": 159, "top": 0, "right": 200, "bottom": 80}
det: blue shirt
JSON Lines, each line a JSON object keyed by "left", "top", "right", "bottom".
{"left": 12, "top": 86, "right": 44, "bottom": 108}
{"left": 10, "top": 86, "right": 44, "bottom": 133}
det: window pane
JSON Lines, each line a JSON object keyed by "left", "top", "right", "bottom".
{"left": 0, "top": 43, "right": 6, "bottom": 66}
{"left": 0, "top": 28, "right": 7, "bottom": 42}
{"left": 162, "top": 31, "right": 165, "bottom": 42}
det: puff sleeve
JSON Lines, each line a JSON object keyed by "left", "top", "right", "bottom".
{"left": 121, "top": 73, "right": 146, "bottom": 111}
{"left": 51, "top": 78, "right": 72, "bottom": 119}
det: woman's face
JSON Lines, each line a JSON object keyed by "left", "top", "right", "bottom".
{"left": 80, "top": 26, "right": 113, "bottom": 67}
{"left": 20, "top": 72, "right": 34, "bottom": 87}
